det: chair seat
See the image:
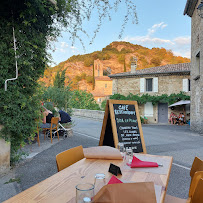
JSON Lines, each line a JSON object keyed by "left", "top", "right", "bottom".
{"left": 164, "top": 194, "right": 187, "bottom": 203}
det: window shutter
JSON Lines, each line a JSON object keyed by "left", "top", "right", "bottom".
{"left": 144, "top": 102, "right": 153, "bottom": 117}
{"left": 153, "top": 77, "right": 158, "bottom": 92}
{"left": 140, "top": 78, "right": 145, "bottom": 93}
{"left": 183, "top": 79, "right": 188, "bottom": 92}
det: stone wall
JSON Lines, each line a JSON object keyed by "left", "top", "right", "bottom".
{"left": 72, "top": 106, "right": 153, "bottom": 123}
{"left": 112, "top": 74, "right": 190, "bottom": 96}
{"left": 0, "top": 125, "right": 10, "bottom": 174}
{"left": 95, "top": 80, "right": 112, "bottom": 95}
{"left": 190, "top": 0, "right": 203, "bottom": 133}
{"left": 73, "top": 108, "right": 105, "bottom": 120}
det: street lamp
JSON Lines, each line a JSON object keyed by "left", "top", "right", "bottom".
{"left": 197, "top": 1, "right": 203, "bottom": 18}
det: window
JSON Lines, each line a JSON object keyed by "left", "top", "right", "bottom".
{"left": 196, "top": 52, "right": 200, "bottom": 75}
{"left": 140, "top": 77, "right": 158, "bottom": 93}
{"left": 97, "top": 98, "right": 101, "bottom": 102}
{"left": 146, "top": 78, "right": 153, "bottom": 92}
{"left": 194, "top": 52, "right": 200, "bottom": 80}
{"left": 188, "top": 79, "right": 191, "bottom": 91}
{"left": 105, "top": 84, "right": 107, "bottom": 88}
{"left": 182, "top": 79, "right": 190, "bottom": 92}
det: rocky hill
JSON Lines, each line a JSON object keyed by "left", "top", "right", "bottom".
{"left": 39, "top": 41, "right": 190, "bottom": 91}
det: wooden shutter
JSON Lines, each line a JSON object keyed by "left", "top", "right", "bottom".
{"left": 140, "top": 78, "right": 145, "bottom": 93}
{"left": 153, "top": 77, "right": 158, "bottom": 92}
{"left": 144, "top": 102, "right": 153, "bottom": 117}
{"left": 183, "top": 79, "right": 188, "bottom": 92}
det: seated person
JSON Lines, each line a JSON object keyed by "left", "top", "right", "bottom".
{"left": 169, "top": 112, "right": 177, "bottom": 124}
{"left": 178, "top": 113, "right": 184, "bottom": 125}
{"left": 59, "top": 110, "right": 71, "bottom": 123}
{"left": 40, "top": 106, "right": 54, "bottom": 128}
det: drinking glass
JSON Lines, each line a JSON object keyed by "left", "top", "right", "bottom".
{"left": 125, "top": 148, "right": 133, "bottom": 165}
{"left": 75, "top": 183, "right": 94, "bottom": 203}
{"left": 94, "top": 173, "right": 106, "bottom": 195}
{"left": 117, "top": 142, "right": 125, "bottom": 159}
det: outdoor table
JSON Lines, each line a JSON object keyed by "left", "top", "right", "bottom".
{"left": 4, "top": 153, "right": 172, "bottom": 203}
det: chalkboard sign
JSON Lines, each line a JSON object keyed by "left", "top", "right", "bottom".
{"left": 99, "top": 100, "right": 146, "bottom": 154}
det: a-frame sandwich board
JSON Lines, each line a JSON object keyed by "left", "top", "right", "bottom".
{"left": 99, "top": 99, "right": 147, "bottom": 154}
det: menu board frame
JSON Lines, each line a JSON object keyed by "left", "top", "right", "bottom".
{"left": 99, "top": 99, "right": 147, "bottom": 154}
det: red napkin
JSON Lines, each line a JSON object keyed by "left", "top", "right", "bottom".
{"left": 127, "top": 156, "right": 159, "bottom": 168}
{"left": 108, "top": 176, "right": 123, "bottom": 184}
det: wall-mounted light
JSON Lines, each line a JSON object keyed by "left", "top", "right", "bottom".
{"left": 197, "top": 1, "right": 203, "bottom": 18}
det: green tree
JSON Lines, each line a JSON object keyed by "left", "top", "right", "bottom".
{"left": 70, "top": 90, "right": 100, "bottom": 110}
{"left": 124, "top": 58, "right": 126, "bottom": 72}
{"left": 0, "top": 0, "right": 138, "bottom": 163}
{"left": 53, "top": 69, "right": 66, "bottom": 88}
{"left": 92, "top": 63, "right": 95, "bottom": 89}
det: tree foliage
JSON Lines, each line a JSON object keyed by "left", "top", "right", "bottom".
{"left": 70, "top": 90, "right": 100, "bottom": 110}
{"left": 53, "top": 69, "right": 66, "bottom": 88}
{"left": 0, "top": 0, "right": 138, "bottom": 162}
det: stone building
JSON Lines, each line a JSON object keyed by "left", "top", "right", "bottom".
{"left": 184, "top": 0, "right": 203, "bottom": 133}
{"left": 109, "top": 63, "right": 191, "bottom": 124}
{"left": 91, "top": 59, "right": 113, "bottom": 104}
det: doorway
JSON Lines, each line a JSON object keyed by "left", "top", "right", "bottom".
{"left": 158, "top": 103, "right": 168, "bottom": 123}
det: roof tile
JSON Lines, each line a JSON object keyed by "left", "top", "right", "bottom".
{"left": 109, "top": 63, "right": 190, "bottom": 78}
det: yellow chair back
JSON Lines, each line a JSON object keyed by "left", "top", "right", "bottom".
{"left": 51, "top": 117, "right": 59, "bottom": 129}
{"left": 56, "top": 145, "right": 84, "bottom": 172}
{"left": 190, "top": 157, "right": 203, "bottom": 180}
{"left": 189, "top": 171, "right": 203, "bottom": 197}
{"left": 190, "top": 178, "right": 203, "bottom": 203}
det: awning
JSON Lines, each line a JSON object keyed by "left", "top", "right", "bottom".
{"left": 168, "top": 100, "right": 190, "bottom": 107}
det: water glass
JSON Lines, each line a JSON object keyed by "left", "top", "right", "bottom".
{"left": 94, "top": 173, "right": 106, "bottom": 195}
{"left": 75, "top": 183, "right": 94, "bottom": 203}
{"left": 117, "top": 142, "right": 125, "bottom": 159}
{"left": 125, "top": 148, "right": 133, "bottom": 165}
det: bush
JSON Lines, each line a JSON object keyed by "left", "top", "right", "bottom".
{"left": 101, "top": 100, "right": 107, "bottom": 111}
{"left": 42, "top": 86, "right": 72, "bottom": 115}
{"left": 81, "top": 73, "right": 87, "bottom": 80}
{"left": 70, "top": 90, "right": 100, "bottom": 110}
{"left": 86, "top": 76, "right": 93, "bottom": 83}
{"left": 140, "top": 116, "right": 144, "bottom": 124}
{"left": 84, "top": 57, "right": 94, "bottom": 67}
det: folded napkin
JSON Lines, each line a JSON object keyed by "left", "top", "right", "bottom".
{"left": 127, "top": 156, "right": 159, "bottom": 168}
{"left": 108, "top": 176, "right": 123, "bottom": 184}
{"left": 93, "top": 182, "right": 157, "bottom": 203}
{"left": 83, "top": 146, "right": 122, "bottom": 160}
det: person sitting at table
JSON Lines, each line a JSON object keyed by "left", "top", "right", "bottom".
{"left": 169, "top": 112, "right": 177, "bottom": 124}
{"left": 40, "top": 106, "right": 54, "bottom": 128}
{"left": 178, "top": 113, "right": 184, "bottom": 125}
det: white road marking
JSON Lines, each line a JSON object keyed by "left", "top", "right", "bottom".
{"left": 74, "top": 131, "right": 100, "bottom": 141}
{"left": 74, "top": 130, "right": 192, "bottom": 170}
{"left": 172, "top": 163, "right": 191, "bottom": 170}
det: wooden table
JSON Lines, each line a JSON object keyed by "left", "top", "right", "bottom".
{"left": 4, "top": 154, "right": 172, "bottom": 203}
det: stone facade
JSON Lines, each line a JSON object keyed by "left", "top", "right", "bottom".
{"left": 0, "top": 125, "right": 10, "bottom": 174}
{"left": 112, "top": 74, "right": 190, "bottom": 96}
{"left": 110, "top": 63, "right": 190, "bottom": 124}
{"left": 184, "top": 0, "right": 203, "bottom": 133}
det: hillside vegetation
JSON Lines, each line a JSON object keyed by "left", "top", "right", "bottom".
{"left": 39, "top": 41, "right": 190, "bottom": 89}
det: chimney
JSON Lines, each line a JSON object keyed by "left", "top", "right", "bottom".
{"left": 131, "top": 57, "right": 137, "bottom": 73}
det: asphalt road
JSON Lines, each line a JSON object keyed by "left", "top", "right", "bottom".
{"left": 3, "top": 116, "right": 202, "bottom": 202}
{"left": 72, "top": 116, "right": 203, "bottom": 199}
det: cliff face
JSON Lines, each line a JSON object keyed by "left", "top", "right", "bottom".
{"left": 39, "top": 41, "right": 190, "bottom": 91}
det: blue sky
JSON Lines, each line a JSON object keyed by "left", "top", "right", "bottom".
{"left": 49, "top": 0, "right": 191, "bottom": 66}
